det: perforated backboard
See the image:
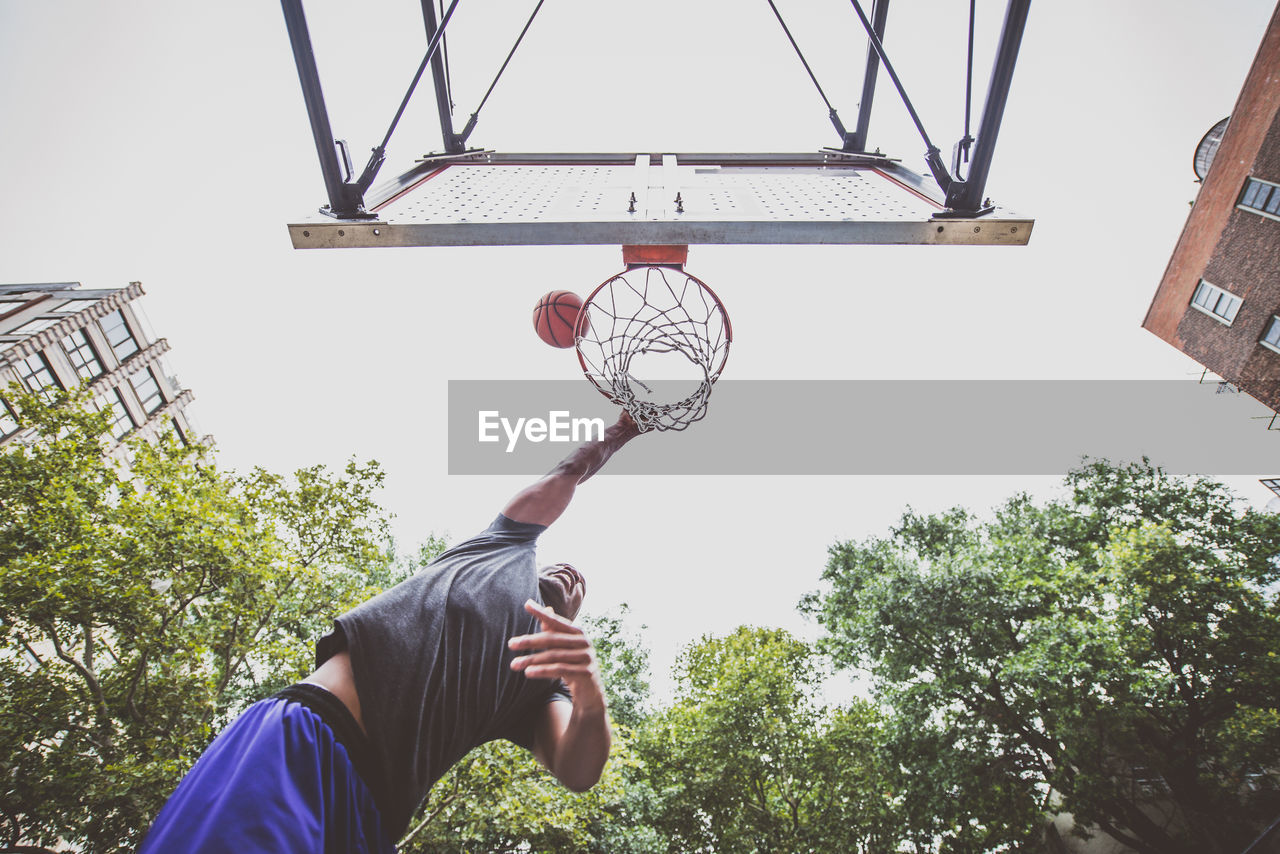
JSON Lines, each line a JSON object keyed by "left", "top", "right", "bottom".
{"left": 286, "top": 151, "right": 1033, "bottom": 249}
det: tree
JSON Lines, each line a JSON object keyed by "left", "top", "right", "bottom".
{"left": 576, "top": 606, "right": 667, "bottom": 854}
{"left": 0, "top": 390, "right": 404, "bottom": 852}
{"left": 803, "top": 459, "right": 1280, "bottom": 854}
{"left": 640, "top": 626, "right": 901, "bottom": 854}
{"left": 582, "top": 605, "right": 651, "bottom": 731}
{"left": 398, "top": 733, "right": 643, "bottom": 854}
{"left": 400, "top": 606, "right": 659, "bottom": 854}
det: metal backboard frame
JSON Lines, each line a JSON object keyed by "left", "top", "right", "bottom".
{"left": 287, "top": 151, "right": 1032, "bottom": 248}
{"left": 280, "top": 0, "right": 1033, "bottom": 247}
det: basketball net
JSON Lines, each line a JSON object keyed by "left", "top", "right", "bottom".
{"left": 576, "top": 263, "right": 731, "bottom": 432}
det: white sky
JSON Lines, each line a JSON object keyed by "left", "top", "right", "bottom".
{"left": 1, "top": 0, "right": 1278, "bottom": 700}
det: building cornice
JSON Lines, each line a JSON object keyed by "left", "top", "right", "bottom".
{"left": 86, "top": 338, "right": 172, "bottom": 396}
{"left": 0, "top": 282, "right": 145, "bottom": 368}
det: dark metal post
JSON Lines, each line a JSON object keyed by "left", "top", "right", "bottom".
{"left": 280, "top": 0, "right": 366, "bottom": 217}
{"left": 944, "top": 0, "right": 1031, "bottom": 212}
{"left": 847, "top": 0, "right": 889, "bottom": 153}
{"left": 420, "top": 0, "right": 463, "bottom": 153}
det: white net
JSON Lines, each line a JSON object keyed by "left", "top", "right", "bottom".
{"left": 575, "top": 266, "right": 732, "bottom": 432}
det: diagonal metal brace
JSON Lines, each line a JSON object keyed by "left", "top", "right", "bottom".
{"left": 280, "top": 0, "right": 462, "bottom": 219}
{"left": 355, "top": 0, "right": 463, "bottom": 194}
{"left": 847, "top": 0, "right": 953, "bottom": 193}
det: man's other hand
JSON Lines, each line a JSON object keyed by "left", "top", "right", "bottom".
{"left": 509, "top": 600, "right": 606, "bottom": 714}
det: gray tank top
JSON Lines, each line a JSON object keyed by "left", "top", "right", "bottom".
{"left": 316, "top": 514, "right": 571, "bottom": 837}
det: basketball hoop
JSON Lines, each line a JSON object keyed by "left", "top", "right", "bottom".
{"left": 575, "top": 254, "right": 731, "bottom": 432}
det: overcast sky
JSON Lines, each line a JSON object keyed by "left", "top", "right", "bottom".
{"left": 1, "top": 0, "right": 1277, "bottom": 699}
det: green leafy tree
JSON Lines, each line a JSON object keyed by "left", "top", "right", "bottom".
{"left": 578, "top": 607, "right": 666, "bottom": 854}
{"left": 582, "top": 605, "right": 651, "bottom": 731}
{"left": 0, "top": 390, "right": 404, "bottom": 852}
{"left": 803, "top": 460, "right": 1280, "bottom": 854}
{"left": 401, "top": 607, "right": 659, "bottom": 854}
{"left": 640, "top": 626, "right": 901, "bottom": 854}
{"left": 398, "top": 731, "right": 643, "bottom": 854}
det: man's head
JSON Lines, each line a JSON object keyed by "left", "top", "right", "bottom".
{"left": 538, "top": 563, "right": 586, "bottom": 620}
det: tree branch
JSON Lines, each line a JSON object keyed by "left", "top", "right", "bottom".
{"left": 42, "top": 624, "right": 108, "bottom": 724}
{"left": 123, "top": 650, "right": 149, "bottom": 723}
{"left": 1094, "top": 814, "right": 1161, "bottom": 854}
{"left": 399, "top": 788, "right": 465, "bottom": 847}
{"left": 40, "top": 622, "right": 115, "bottom": 758}
{"left": 1101, "top": 795, "right": 1193, "bottom": 854}
{"left": 17, "top": 639, "right": 46, "bottom": 669}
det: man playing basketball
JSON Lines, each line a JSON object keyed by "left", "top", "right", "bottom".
{"left": 139, "top": 410, "right": 642, "bottom": 852}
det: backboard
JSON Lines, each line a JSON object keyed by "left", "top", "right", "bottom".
{"left": 287, "top": 151, "right": 1032, "bottom": 249}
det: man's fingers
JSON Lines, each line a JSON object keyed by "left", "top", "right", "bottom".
{"left": 523, "top": 599, "right": 577, "bottom": 631}
{"left": 509, "top": 631, "right": 589, "bottom": 651}
{"left": 522, "top": 663, "right": 597, "bottom": 680}
{"left": 510, "top": 649, "right": 592, "bottom": 670}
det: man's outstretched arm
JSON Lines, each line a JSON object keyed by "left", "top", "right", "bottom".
{"left": 510, "top": 600, "right": 611, "bottom": 791}
{"left": 502, "top": 411, "right": 640, "bottom": 527}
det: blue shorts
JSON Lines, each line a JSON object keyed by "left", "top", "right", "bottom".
{"left": 139, "top": 685, "right": 395, "bottom": 854}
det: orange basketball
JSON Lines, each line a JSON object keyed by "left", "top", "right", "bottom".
{"left": 533, "top": 290, "right": 586, "bottom": 349}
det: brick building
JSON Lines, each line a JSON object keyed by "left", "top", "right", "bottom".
{"left": 0, "top": 282, "right": 196, "bottom": 447}
{"left": 1143, "top": 3, "right": 1280, "bottom": 411}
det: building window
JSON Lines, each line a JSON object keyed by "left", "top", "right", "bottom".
{"left": 130, "top": 367, "right": 164, "bottom": 414}
{"left": 0, "top": 299, "right": 30, "bottom": 316}
{"left": 1261, "top": 316, "right": 1280, "bottom": 355}
{"left": 96, "top": 389, "right": 134, "bottom": 440}
{"left": 16, "top": 352, "right": 61, "bottom": 400}
{"left": 1129, "top": 766, "right": 1170, "bottom": 798}
{"left": 1190, "top": 280, "right": 1241, "bottom": 324}
{"left": 1239, "top": 177, "right": 1280, "bottom": 219}
{"left": 1261, "top": 478, "right": 1280, "bottom": 497}
{"left": 0, "top": 399, "right": 18, "bottom": 438}
{"left": 100, "top": 309, "right": 139, "bottom": 361}
{"left": 61, "top": 329, "right": 105, "bottom": 381}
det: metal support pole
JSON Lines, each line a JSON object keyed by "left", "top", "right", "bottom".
{"left": 280, "top": 0, "right": 367, "bottom": 217}
{"left": 944, "top": 0, "right": 1031, "bottom": 213}
{"left": 420, "top": 0, "right": 463, "bottom": 153}
{"left": 848, "top": 0, "right": 889, "bottom": 153}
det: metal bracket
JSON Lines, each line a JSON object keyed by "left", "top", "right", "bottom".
{"left": 931, "top": 201, "right": 996, "bottom": 219}
{"left": 942, "top": 0, "right": 1031, "bottom": 214}
{"left": 280, "top": 0, "right": 459, "bottom": 220}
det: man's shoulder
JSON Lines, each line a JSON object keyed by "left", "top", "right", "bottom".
{"left": 486, "top": 513, "right": 548, "bottom": 541}
{"left": 433, "top": 515, "right": 546, "bottom": 562}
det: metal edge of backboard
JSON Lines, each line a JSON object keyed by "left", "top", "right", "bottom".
{"left": 286, "top": 217, "right": 1033, "bottom": 248}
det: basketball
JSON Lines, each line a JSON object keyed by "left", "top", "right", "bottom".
{"left": 533, "top": 290, "right": 586, "bottom": 349}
